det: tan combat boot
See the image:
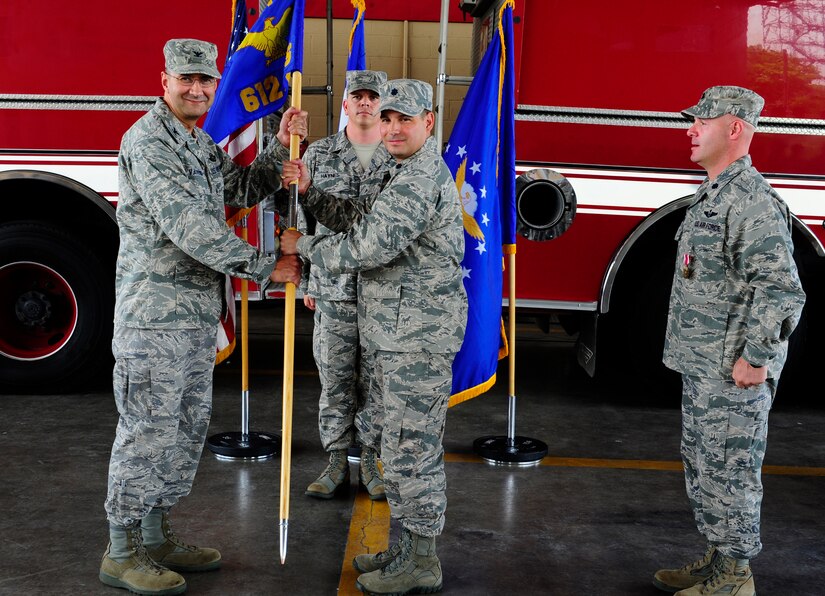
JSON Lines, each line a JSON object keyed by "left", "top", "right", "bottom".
{"left": 306, "top": 449, "right": 350, "bottom": 499}
{"left": 99, "top": 523, "right": 186, "bottom": 595}
{"left": 654, "top": 545, "right": 718, "bottom": 592}
{"left": 675, "top": 554, "right": 755, "bottom": 595}
{"left": 142, "top": 508, "right": 221, "bottom": 572}
{"left": 359, "top": 445, "right": 386, "bottom": 501}
{"left": 355, "top": 527, "right": 442, "bottom": 595}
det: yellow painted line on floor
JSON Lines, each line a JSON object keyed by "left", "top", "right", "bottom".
{"left": 762, "top": 464, "right": 825, "bottom": 476}
{"left": 215, "top": 368, "right": 319, "bottom": 377}
{"left": 444, "top": 452, "right": 825, "bottom": 476}
{"left": 540, "top": 456, "right": 684, "bottom": 471}
{"left": 338, "top": 488, "right": 391, "bottom": 596}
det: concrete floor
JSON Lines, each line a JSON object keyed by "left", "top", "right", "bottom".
{"left": 1, "top": 304, "right": 823, "bottom": 595}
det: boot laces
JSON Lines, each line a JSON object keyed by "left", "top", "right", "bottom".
{"left": 374, "top": 540, "right": 402, "bottom": 565}
{"left": 383, "top": 530, "right": 414, "bottom": 575}
{"left": 324, "top": 450, "right": 348, "bottom": 476}
{"left": 702, "top": 568, "right": 726, "bottom": 592}
{"left": 163, "top": 516, "right": 198, "bottom": 552}
{"left": 701, "top": 556, "right": 742, "bottom": 593}
{"left": 680, "top": 545, "right": 715, "bottom": 572}
{"left": 361, "top": 448, "right": 380, "bottom": 481}
{"left": 128, "top": 527, "right": 165, "bottom": 575}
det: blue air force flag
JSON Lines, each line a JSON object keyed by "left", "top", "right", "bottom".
{"left": 338, "top": 0, "right": 367, "bottom": 131}
{"left": 445, "top": 0, "right": 516, "bottom": 405}
{"left": 204, "top": 0, "right": 305, "bottom": 145}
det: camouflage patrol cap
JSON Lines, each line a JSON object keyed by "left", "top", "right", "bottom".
{"left": 346, "top": 70, "right": 387, "bottom": 95}
{"left": 163, "top": 39, "right": 222, "bottom": 79}
{"left": 682, "top": 85, "right": 764, "bottom": 127}
{"left": 380, "top": 79, "right": 433, "bottom": 116}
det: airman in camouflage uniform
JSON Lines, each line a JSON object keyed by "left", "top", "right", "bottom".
{"left": 280, "top": 79, "right": 466, "bottom": 595}
{"left": 655, "top": 86, "right": 806, "bottom": 596}
{"left": 298, "top": 70, "right": 394, "bottom": 501}
{"left": 100, "top": 39, "right": 304, "bottom": 595}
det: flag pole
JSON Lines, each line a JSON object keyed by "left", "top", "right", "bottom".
{"left": 473, "top": 250, "right": 547, "bottom": 465}
{"left": 471, "top": 0, "right": 547, "bottom": 466}
{"left": 207, "top": 211, "right": 280, "bottom": 458}
{"left": 507, "top": 252, "right": 516, "bottom": 436}
{"left": 279, "top": 70, "right": 302, "bottom": 565}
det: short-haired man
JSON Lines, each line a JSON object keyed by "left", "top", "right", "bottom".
{"left": 654, "top": 86, "right": 805, "bottom": 595}
{"left": 300, "top": 70, "right": 393, "bottom": 502}
{"left": 280, "top": 79, "right": 467, "bottom": 595}
{"left": 100, "top": 38, "right": 304, "bottom": 595}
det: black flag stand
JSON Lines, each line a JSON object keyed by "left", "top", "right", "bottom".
{"left": 472, "top": 393, "right": 547, "bottom": 465}
{"left": 473, "top": 252, "right": 547, "bottom": 466}
{"left": 206, "top": 396, "right": 280, "bottom": 460}
{"left": 207, "top": 425, "right": 280, "bottom": 460}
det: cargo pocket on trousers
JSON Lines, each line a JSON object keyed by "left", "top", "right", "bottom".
{"left": 114, "top": 356, "right": 153, "bottom": 419}
{"left": 723, "top": 390, "right": 770, "bottom": 472}
{"left": 383, "top": 393, "right": 407, "bottom": 454}
{"left": 145, "top": 365, "right": 183, "bottom": 451}
{"left": 112, "top": 359, "right": 130, "bottom": 416}
{"left": 361, "top": 282, "right": 402, "bottom": 340}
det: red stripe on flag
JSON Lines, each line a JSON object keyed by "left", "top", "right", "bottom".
{"left": 216, "top": 121, "right": 257, "bottom": 365}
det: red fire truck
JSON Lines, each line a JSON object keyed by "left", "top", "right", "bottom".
{"left": 2, "top": 0, "right": 823, "bottom": 396}
{"left": 447, "top": 0, "right": 825, "bottom": 397}
{"left": 0, "top": 1, "right": 466, "bottom": 392}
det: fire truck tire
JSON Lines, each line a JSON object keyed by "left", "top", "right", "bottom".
{"left": 597, "top": 243, "right": 681, "bottom": 402}
{"left": 0, "top": 221, "right": 114, "bottom": 393}
{"left": 600, "top": 240, "right": 814, "bottom": 403}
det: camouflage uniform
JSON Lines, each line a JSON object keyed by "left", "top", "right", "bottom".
{"left": 106, "top": 97, "right": 287, "bottom": 527}
{"left": 301, "top": 84, "right": 393, "bottom": 452}
{"left": 298, "top": 126, "right": 467, "bottom": 537}
{"left": 663, "top": 150, "right": 806, "bottom": 558}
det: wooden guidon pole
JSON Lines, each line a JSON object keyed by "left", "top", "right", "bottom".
{"left": 279, "top": 70, "right": 302, "bottom": 565}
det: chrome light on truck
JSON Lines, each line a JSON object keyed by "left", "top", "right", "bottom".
{"left": 515, "top": 168, "right": 576, "bottom": 242}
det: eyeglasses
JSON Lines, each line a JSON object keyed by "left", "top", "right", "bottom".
{"left": 166, "top": 73, "right": 217, "bottom": 88}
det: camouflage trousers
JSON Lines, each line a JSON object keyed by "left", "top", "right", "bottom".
{"left": 313, "top": 299, "right": 379, "bottom": 451}
{"left": 105, "top": 326, "right": 215, "bottom": 527}
{"left": 374, "top": 350, "right": 455, "bottom": 537}
{"left": 681, "top": 374, "right": 776, "bottom": 560}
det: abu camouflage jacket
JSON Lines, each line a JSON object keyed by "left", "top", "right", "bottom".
{"left": 115, "top": 98, "right": 286, "bottom": 329}
{"left": 663, "top": 155, "right": 806, "bottom": 380}
{"left": 300, "top": 130, "right": 393, "bottom": 301}
{"left": 298, "top": 136, "right": 467, "bottom": 354}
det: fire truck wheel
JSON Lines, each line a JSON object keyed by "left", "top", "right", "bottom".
{"left": 0, "top": 221, "right": 114, "bottom": 393}
{"left": 596, "top": 234, "right": 681, "bottom": 403}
